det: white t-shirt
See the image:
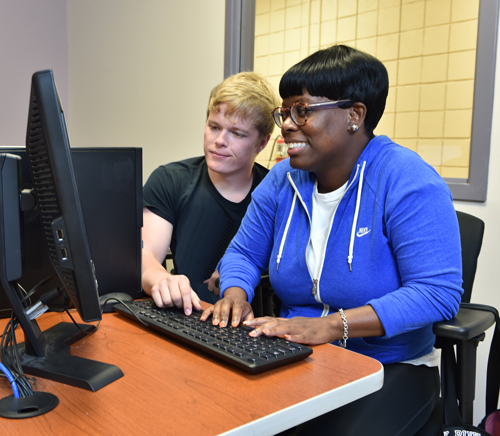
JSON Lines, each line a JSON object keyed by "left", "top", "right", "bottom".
{"left": 307, "top": 181, "right": 347, "bottom": 280}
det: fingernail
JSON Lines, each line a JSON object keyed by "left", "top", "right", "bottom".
{"left": 249, "top": 330, "right": 256, "bottom": 337}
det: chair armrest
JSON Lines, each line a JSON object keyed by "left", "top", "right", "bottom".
{"left": 434, "top": 307, "right": 496, "bottom": 340}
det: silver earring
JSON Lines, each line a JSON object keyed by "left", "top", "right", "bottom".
{"left": 348, "top": 124, "right": 359, "bottom": 133}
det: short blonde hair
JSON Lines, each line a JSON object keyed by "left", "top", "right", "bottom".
{"left": 207, "top": 72, "right": 279, "bottom": 139}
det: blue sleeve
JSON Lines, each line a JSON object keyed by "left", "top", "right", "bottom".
{"left": 218, "top": 169, "right": 279, "bottom": 302}
{"left": 367, "top": 158, "right": 463, "bottom": 338}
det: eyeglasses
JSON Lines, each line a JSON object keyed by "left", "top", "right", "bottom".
{"left": 272, "top": 100, "right": 353, "bottom": 128}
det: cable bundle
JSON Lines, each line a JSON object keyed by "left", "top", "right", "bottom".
{"left": 0, "top": 313, "right": 35, "bottom": 398}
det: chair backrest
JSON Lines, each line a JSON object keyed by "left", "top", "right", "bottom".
{"left": 456, "top": 210, "right": 485, "bottom": 303}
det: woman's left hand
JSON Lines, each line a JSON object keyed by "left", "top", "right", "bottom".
{"left": 243, "top": 316, "right": 337, "bottom": 345}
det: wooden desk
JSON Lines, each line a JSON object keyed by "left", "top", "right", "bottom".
{"left": 0, "top": 311, "right": 383, "bottom": 435}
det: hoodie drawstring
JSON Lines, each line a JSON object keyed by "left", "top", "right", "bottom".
{"left": 348, "top": 161, "right": 366, "bottom": 271}
{"left": 279, "top": 163, "right": 366, "bottom": 274}
{"left": 277, "top": 186, "right": 297, "bottom": 271}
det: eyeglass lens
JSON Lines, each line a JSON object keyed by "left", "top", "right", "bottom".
{"left": 273, "top": 104, "right": 307, "bottom": 128}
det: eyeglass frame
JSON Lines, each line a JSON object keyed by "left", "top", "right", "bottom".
{"left": 272, "top": 99, "right": 353, "bottom": 128}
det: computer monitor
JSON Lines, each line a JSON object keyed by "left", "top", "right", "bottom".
{"left": 0, "top": 70, "right": 123, "bottom": 391}
{"left": 0, "top": 146, "right": 144, "bottom": 319}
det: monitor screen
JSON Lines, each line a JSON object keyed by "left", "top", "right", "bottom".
{"left": 0, "top": 70, "right": 123, "bottom": 391}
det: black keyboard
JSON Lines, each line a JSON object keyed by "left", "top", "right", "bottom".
{"left": 113, "top": 299, "right": 313, "bottom": 374}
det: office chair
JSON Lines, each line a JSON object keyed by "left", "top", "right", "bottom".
{"left": 257, "top": 273, "right": 279, "bottom": 317}
{"left": 414, "top": 210, "right": 497, "bottom": 434}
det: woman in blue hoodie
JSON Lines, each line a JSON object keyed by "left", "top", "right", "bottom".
{"left": 201, "top": 45, "right": 463, "bottom": 435}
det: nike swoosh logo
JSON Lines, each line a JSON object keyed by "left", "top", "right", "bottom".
{"left": 356, "top": 229, "right": 371, "bottom": 237}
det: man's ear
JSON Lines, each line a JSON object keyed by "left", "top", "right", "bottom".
{"left": 256, "top": 134, "right": 271, "bottom": 154}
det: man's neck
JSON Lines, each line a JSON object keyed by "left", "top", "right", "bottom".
{"left": 207, "top": 165, "right": 254, "bottom": 203}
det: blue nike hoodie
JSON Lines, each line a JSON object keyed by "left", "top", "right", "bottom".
{"left": 218, "top": 135, "right": 463, "bottom": 364}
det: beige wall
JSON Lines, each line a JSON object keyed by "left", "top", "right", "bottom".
{"left": 0, "top": 0, "right": 68, "bottom": 146}
{"left": 67, "top": 0, "right": 225, "bottom": 182}
{"left": 254, "top": 0, "right": 478, "bottom": 178}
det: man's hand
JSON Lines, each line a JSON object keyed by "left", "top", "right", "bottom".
{"left": 149, "top": 271, "right": 202, "bottom": 316}
{"left": 142, "top": 209, "right": 201, "bottom": 316}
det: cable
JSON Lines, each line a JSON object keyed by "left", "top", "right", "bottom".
{"left": 19, "top": 275, "right": 58, "bottom": 304}
{"left": 0, "top": 282, "right": 66, "bottom": 403}
{"left": 0, "top": 362, "right": 20, "bottom": 398}
{"left": 65, "top": 309, "right": 100, "bottom": 336}
{"left": 103, "top": 298, "right": 149, "bottom": 327}
{"left": 0, "top": 314, "right": 35, "bottom": 397}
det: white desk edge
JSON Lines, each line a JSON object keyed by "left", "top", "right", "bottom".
{"left": 221, "top": 365, "right": 384, "bottom": 436}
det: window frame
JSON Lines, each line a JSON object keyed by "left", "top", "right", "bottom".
{"left": 447, "top": 0, "right": 499, "bottom": 202}
{"left": 225, "top": 0, "right": 499, "bottom": 202}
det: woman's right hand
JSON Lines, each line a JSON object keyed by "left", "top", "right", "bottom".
{"left": 200, "top": 287, "right": 254, "bottom": 327}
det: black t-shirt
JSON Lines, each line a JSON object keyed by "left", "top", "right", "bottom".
{"left": 143, "top": 156, "right": 268, "bottom": 303}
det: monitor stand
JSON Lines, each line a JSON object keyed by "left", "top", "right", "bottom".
{"left": 16, "top": 321, "right": 124, "bottom": 392}
{"left": 1, "top": 278, "right": 124, "bottom": 392}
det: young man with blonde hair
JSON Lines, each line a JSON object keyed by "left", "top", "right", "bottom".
{"left": 142, "top": 72, "right": 279, "bottom": 315}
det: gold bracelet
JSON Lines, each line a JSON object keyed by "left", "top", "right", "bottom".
{"left": 338, "top": 308, "right": 348, "bottom": 348}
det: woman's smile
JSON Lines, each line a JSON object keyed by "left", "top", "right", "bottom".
{"left": 286, "top": 142, "right": 308, "bottom": 153}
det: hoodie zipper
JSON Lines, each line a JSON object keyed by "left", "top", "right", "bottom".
{"left": 312, "top": 279, "right": 318, "bottom": 295}
{"left": 283, "top": 167, "right": 362, "bottom": 313}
